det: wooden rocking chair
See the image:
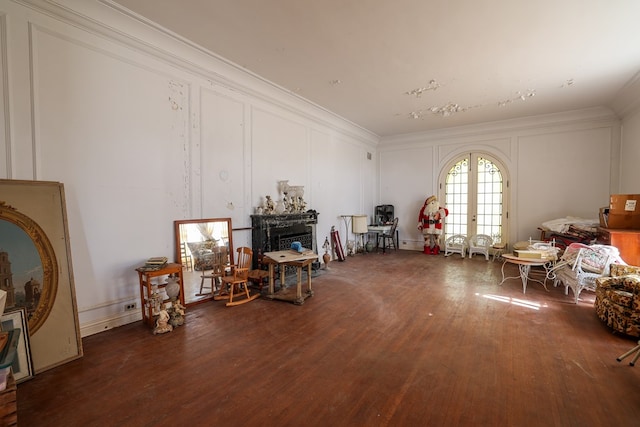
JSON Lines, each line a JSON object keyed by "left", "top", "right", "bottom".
{"left": 214, "top": 247, "right": 260, "bottom": 306}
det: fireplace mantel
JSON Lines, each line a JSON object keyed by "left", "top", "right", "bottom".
{"left": 251, "top": 211, "right": 318, "bottom": 269}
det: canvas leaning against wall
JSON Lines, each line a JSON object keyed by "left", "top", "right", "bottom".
{"left": 0, "top": 179, "right": 83, "bottom": 373}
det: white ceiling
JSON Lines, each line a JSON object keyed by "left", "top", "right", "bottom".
{"left": 111, "top": 0, "right": 640, "bottom": 137}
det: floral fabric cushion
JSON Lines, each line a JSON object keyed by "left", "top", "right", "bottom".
{"left": 187, "top": 241, "right": 224, "bottom": 271}
{"left": 594, "top": 270, "right": 640, "bottom": 337}
{"left": 610, "top": 264, "right": 640, "bottom": 277}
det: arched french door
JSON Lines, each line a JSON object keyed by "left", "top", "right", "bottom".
{"left": 440, "top": 153, "right": 509, "bottom": 245}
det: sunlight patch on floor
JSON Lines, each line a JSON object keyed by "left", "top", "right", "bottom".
{"left": 478, "top": 293, "right": 546, "bottom": 310}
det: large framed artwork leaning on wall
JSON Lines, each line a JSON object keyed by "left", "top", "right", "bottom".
{"left": 0, "top": 180, "right": 83, "bottom": 373}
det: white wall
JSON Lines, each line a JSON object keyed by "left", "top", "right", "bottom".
{"left": 0, "top": 0, "right": 378, "bottom": 335}
{"left": 379, "top": 109, "right": 621, "bottom": 249}
{"left": 614, "top": 69, "right": 640, "bottom": 193}
{"left": 1, "top": 0, "right": 637, "bottom": 338}
{"left": 620, "top": 107, "right": 640, "bottom": 193}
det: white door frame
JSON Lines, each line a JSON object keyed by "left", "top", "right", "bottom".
{"left": 438, "top": 151, "right": 510, "bottom": 244}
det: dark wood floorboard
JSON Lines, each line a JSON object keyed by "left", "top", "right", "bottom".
{"left": 17, "top": 251, "right": 640, "bottom": 426}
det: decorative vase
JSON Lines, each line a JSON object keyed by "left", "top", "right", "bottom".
{"left": 323, "top": 252, "right": 331, "bottom": 269}
{"left": 165, "top": 276, "right": 180, "bottom": 300}
{"left": 346, "top": 240, "right": 355, "bottom": 256}
{"left": 365, "top": 241, "right": 374, "bottom": 253}
{"left": 275, "top": 200, "right": 286, "bottom": 214}
{"left": 278, "top": 180, "right": 289, "bottom": 196}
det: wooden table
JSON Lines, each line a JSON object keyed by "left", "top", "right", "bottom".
{"left": 136, "top": 263, "right": 185, "bottom": 326}
{"left": 263, "top": 250, "right": 318, "bottom": 305}
{"left": 499, "top": 253, "right": 556, "bottom": 294}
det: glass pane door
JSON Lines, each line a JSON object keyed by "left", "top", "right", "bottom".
{"left": 442, "top": 154, "right": 507, "bottom": 244}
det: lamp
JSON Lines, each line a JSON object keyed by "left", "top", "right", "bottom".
{"left": 352, "top": 215, "right": 368, "bottom": 254}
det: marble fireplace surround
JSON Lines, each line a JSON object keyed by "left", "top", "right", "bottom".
{"left": 250, "top": 212, "right": 318, "bottom": 269}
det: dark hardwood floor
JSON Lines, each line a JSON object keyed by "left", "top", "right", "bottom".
{"left": 17, "top": 250, "right": 640, "bottom": 426}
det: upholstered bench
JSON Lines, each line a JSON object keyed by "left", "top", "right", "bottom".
{"left": 594, "top": 264, "right": 640, "bottom": 337}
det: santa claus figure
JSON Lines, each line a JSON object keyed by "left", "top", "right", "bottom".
{"left": 417, "top": 195, "right": 449, "bottom": 254}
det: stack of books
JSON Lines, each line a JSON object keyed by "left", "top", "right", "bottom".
{"left": 514, "top": 250, "right": 543, "bottom": 259}
{"left": 144, "top": 257, "right": 168, "bottom": 270}
{"left": 514, "top": 249, "right": 556, "bottom": 260}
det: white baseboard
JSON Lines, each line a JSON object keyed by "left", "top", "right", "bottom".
{"left": 80, "top": 311, "right": 142, "bottom": 337}
{"left": 399, "top": 239, "right": 425, "bottom": 251}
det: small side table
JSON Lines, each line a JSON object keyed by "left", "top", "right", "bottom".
{"left": 492, "top": 243, "right": 507, "bottom": 261}
{"left": 264, "top": 251, "right": 318, "bottom": 305}
{"left": 499, "top": 253, "right": 555, "bottom": 294}
{"left": 136, "top": 263, "right": 185, "bottom": 326}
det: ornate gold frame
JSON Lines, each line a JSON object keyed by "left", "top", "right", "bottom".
{"left": 0, "top": 201, "right": 58, "bottom": 334}
{"left": 0, "top": 179, "right": 82, "bottom": 373}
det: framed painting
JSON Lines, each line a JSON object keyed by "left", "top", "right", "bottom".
{"left": 1, "top": 307, "right": 34, "bottom": 383}
{"left": 0, "top": 179, "right": 82, "bottom": 373}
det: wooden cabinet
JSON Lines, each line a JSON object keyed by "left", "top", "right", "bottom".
{"left": 597, "top": 227, "right": 640, "bottom": 266}
{"left": 136, "top": 263, "right": 184, "bottom": 326}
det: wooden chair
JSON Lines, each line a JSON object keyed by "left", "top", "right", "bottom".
{"left": 248, "top": 249, "right": 271, "bottom": 291}
{"left": 214, "top": 247, "right": 260, "bottom": 306}
{"left": 377, "top": 217, "right": 399, "bottom": 254}
{"left": 180, "top": 242, "right": 193, "bottom": 271}
{"left": 198, "top": 246, "right": 227, "bottom": 295}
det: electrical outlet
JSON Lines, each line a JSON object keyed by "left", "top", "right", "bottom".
{"left": 124, "top": 303, "right": 137, "bottom": 311}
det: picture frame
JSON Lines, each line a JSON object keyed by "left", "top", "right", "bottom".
{"left": 0, "top": 179, "right": 83, "bottom": 373}
{"left": 1, "top": 307, "right": 34, "bottom": 383}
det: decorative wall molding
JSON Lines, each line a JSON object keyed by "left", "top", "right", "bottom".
{"left": 611, "top": 69, "right": 640, "bottom": 117}
{"left": 33, "top": 0, "right": 379, "bottom": 145}
{"left": 0, "top": 14, "right": 10, "bottom": 178}
{"left": 379, "top": 106, "right": 619, "bottom": 150}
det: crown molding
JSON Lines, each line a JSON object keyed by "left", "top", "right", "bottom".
{"left": 379, "top": 106, "right": 619, "bottom": 149}
{"left": 15, "top": 0, "right": 379, "bottom": 146}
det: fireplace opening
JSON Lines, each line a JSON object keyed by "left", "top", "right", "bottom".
{"left": 277, "top": 233, "right": 313, "bottom": 251}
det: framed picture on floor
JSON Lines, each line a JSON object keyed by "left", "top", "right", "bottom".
{"left": 1, "top": 307, "right": 34, "bottom": 383}
{"left": 0, "top": 179, "right": 83, "bottom": 373}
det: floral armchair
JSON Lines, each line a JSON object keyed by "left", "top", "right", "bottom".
{"left": 594, "top": 264, "right": 640, "bottom": 337}
{"left": 187, "top": 240, "right": 225, "bottom": 271}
